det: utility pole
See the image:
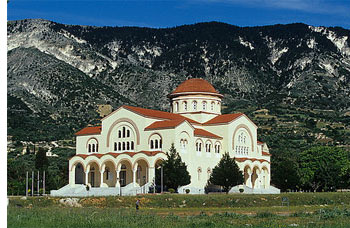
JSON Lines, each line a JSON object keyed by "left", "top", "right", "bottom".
{"left": 31, "top": 171, "right": 34, "bottom": 196}
{"left": 43, "top": 171, "right": 45, "bottom": 195}
{"left": 37, "top": 171, "right": 40, "bottom": 196}
{"left": 26, "top": 172, "right": 28, "bottom": 197}
{"left": 161, "top": 166, "right": 163, "bottom": 193}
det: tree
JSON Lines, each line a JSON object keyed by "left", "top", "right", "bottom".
{"left": 271, "top": 152, "right": 300, "bottom": 192}
{"left": 35, "top": 147, "right": 49, "bottom": 171}
{"left": 159, "top": 143, "right": 191, "bottom": 191}
{"left": 208, "top": 152, "right": 244, "bottom": 193}
{"left": 298, "top": 146, "right": 350, "bottom": 192}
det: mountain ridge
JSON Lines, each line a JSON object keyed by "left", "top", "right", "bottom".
{"left": 7, "top": 19, "right": 350, "bottom": 142}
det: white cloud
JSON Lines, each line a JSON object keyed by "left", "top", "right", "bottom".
{"left": 195, "top": 0, "right": 350, "bottom": 17}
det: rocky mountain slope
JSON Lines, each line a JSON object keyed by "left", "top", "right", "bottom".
{"left": 7, "top": 19, "right": 350, "bottom": 142}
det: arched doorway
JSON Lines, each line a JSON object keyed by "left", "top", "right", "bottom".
{"left": 251, "top": 166, "right": 260, "bottom": 189}
{"left": 118, "top": 160, "right": 132, "bottom": 187}
{"left": 88, "top": 162, "right": 100, "bottom": 187}
{"left": 244, "top": 165, "right": 252, "bottom": 188}
{"left": 262, "top": 167, "right": 269, "bottom": 189}
{"left": 103, "top": 161, "right": 117, "bottom": 187}
{"left": 135, "top": 159, "right": 149, "bottom": 186}
{"left": 75, "top": 163, "right": 85, "bottom": 184}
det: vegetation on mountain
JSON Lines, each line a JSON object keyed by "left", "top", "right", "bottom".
{"left": 6, "top": 19, "right": 350, "bottom": 192}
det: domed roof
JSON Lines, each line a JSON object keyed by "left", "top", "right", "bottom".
{"left": 169, "top": 78, "right": 223, "bottom": 98}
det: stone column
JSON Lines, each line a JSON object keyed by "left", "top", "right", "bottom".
{"left": 115, "top": 169, "right": 120, "bottom": 187}
{"left": 69, "top": 166, "right": 75, "bottom": 186}
{"left": 85, "top": 165, "right": 90, "bottom": 186}
{"left": 246, "top": 170, "right": 252, "bottom": 188}
{"left": 133, "top": 167, "right": 138, "bottom": 187}
{"left": 100, "top": 165, "right": 105, "bottom": 187}
{"left": 148, "top": 167, "right": 155, "bottom": 185}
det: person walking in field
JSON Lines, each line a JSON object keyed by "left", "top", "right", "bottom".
{"left": 136, "top": 199, "right": 140, "bottom": 211}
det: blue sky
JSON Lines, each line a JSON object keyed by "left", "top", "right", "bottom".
{"left": 6, "top": 0, "right": 350, "bottom": 28}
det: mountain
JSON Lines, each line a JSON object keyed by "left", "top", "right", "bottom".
{"left": 7, "top": 19, "right": 350, "bottom": 145}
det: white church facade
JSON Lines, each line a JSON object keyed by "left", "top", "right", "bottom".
{"left": 51, "top": 78, "right": 280, "bottom": 196}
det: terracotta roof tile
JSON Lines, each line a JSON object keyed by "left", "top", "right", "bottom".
{"left": 257, "top": 141, "right": 264, "bottom": 144}
{"left": 235, "top": 157, "right": 270, "bottom": 163}
{"left": 75, "top": 126, "right": 102, "bottom": 136}
{"left": 204, "top": 113, "right": 244, "bottom": 125}
{"left": 145, "top": 119, "right": 186, "bottom": 130}
{"left": 194, "top": 128, "right": 222, "bottom": 139}
{"left": 262, "top": 152, "right": 271, "bottom": 156}
{"left": 123, "top": 105, "right": 199, "bottom": 124}
{"left": 71, "top": 151, "right": 164, "bottom": 160}
{"left": 169, "top": 78, "right": 223, "bottom": 98}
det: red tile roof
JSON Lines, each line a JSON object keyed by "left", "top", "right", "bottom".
{"left": 262, "top": 152, "right": 271, "bottom": 156}
{"left": 145, "top": 119, "right": 187, "bottom": 130}
{"left": 169, "top": 78, "right": 223, "bottom": 98}
{"left": 75, "top": 126, "right": 102, "bottom": 136}
{"left": 173, "top": 78, "right": 218, "bottom": 93}
{"left": 72, "top": 151, "right": 164, "bottom": 160}
{"left": 257, "top": 141, "right": 264, "bottom": 144}
{"left": 235, "top": 157, "right": 270, "bottom": 163}
{"left": 204, "top": 113, "right": 244, "bottom": 125}
{"left": 123, "top": 105, "right": 199, "bottom": 124}
{"left": 194, "top": 128, "right": 222, "bottom": 139}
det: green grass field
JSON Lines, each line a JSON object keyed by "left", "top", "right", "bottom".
{"left": 8, "top": 192, "right": 350, "bottom": 228}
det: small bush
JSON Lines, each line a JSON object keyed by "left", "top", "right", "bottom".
{"left": 185, "top": 189, "right": 190, "bottom": 194}
{"left": 168, "top": 188, "right": 175, "bottom": 193}
{"left": 256, "top": 212, "right": 276, "bottom": 218}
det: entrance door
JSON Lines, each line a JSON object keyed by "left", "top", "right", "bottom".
{"left": 120, "top": 171, "right": 126, "bottom": 187}
{"left": 90, "top": 172, "right": 95, "bottom": 187}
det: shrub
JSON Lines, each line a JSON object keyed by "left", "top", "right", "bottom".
{"left": 185, "top": 189, "right": 190, "bottom": 194}
{"left": 168, "top": 188, "right": 175, "bottom": 193}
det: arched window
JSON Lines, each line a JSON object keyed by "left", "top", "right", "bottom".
{"left": 202, "top": 101, "right": 207, "bottom": 110}
{"left": 193, "top": 101, "right": 197, "bottom": 110}
{"left": 197, "top": 167, "right": 202, "bottom": 181}
{"left": 114, "top": 142, "right": 117, "bottom": 151}
{"left": 150, "top": 134, "right": 162, "bottom": 150}
{"left": 206, "top": 142, "right": 212, "bottom": 152}
{"left": 207, "top": 168, "right": 211, "bottom": 179}
{"left": 131, "top": 141, "right": 134, "bottom": 150}
{"left": 114, "top": 125, "right": 136, "bottom": 152}
{"left": 175, "top": 102, "right": 179, "bottom": 112}
{"left": 87, "top": 138, "right": 98, "bottom": 153}
{"left": 235, "top": 129, "right": 251, "bottom": 155}
{"left": 211, "top": 102, "right": 215, "bottom": 111}
{"left": 196, "top": 142, "right": 198, "bottom": 151}
{"left": 183, "top": 101, "right": 187, "bottom": 111}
